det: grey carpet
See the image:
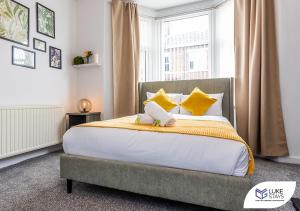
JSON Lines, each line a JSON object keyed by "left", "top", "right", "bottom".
{"left": 0, "top": 152, "right": 299, "bottom": 211}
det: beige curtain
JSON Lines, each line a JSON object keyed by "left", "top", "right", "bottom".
{"left": 112, "top": 0, "right": 140, "bottom": 117}
{"left": 234, "top": 0, "right": 288, "bottom": 156}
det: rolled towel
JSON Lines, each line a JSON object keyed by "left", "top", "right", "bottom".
{"left": 135, "top": 113, "right": 154, "bottom": 125}
{"left": 144, "top": 101, "right": 176, "bottom": 127}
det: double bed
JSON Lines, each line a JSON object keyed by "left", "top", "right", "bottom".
{"left": 60, "top": 78, "right": 252, "bottom": 211}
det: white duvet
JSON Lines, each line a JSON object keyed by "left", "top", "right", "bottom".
{"left": 63, "top": 115, "right": 249, "bottom": 176}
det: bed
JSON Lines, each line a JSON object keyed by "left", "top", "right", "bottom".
{"left": 60, "top": 78, "right": 252, "bottom": 211}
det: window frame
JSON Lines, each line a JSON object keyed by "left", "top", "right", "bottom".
{"left": 160, "top": 11, "right": 214, "bottom": 81}
{"left": 140, "top": 10, "right": 218, "bottom": 82}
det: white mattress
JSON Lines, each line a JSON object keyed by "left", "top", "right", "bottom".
{"left": 63, "top": 115, "right": 249, "bottom": 176}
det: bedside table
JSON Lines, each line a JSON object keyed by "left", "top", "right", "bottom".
{"left": 66, "top": 112, "right": 101, "bottom": 129}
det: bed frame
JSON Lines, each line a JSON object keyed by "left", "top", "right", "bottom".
{"left": 60, "top": 78, "right": 252, "bottom": 211}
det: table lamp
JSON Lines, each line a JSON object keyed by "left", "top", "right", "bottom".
{"left": 78, "top": 99, "right": 92, "bottom": 113}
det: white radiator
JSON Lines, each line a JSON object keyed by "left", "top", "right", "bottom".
{"left": 0, "top": 106, "right": 65, "bottom": 159}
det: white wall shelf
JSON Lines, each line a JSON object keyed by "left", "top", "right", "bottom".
{"left": 73, "top": 63, "right": 101, "bottom": 69}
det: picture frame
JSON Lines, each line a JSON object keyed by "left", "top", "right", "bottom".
{"left": 49, "top": 46, "right": 61, "bottom": 69}
{"left": 33, "top": 38, "right": 46, "bottom": 52}
{"left": 0, "top": 0, "right": 30, "bottom": 46}
{"left": 12, "top": 46, "right": 36, "bottom": 69}
{"left": 36, "top": 3, "right": 55, "bottom": 38}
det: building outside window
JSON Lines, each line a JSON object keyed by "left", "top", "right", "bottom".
{"left": 162, "top": 14, "right": 210, "bottom": 81}
{"left": 164, "top": 54, "right": 171, "bottom": 72}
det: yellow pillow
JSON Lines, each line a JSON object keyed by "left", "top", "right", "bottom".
{"left": 144, "top": 89, "right": 177, "bottom": 112}
{"left": 180, "top": 87, "right": 216, "bottom": 116}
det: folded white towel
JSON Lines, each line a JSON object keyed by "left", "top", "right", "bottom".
{"left": 135, "top": 113, "right": 154, "bottom": 125}
{"left": 144, "top": 101, "right": 176, "bottom": 127}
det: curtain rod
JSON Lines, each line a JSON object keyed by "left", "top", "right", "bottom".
{"left": 111, "top": 0, "right": 232, "bottom": 19}
{"left": 147, "top": 0, "right": 231, "bottom": 20}
{"left": 154, "top": 7, "right": 214, "bottom": 20}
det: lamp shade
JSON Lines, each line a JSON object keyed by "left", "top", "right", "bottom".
{"left": 78, "top": 99, "right": 92, "bottom": 113}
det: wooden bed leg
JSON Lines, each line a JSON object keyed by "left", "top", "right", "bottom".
{"left": 67, "top": 179, "right": 72, "bottom": 194}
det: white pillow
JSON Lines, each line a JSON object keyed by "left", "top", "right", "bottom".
{"left": 180, "top": 93, "right": 224, "bottom": 116}
{"left": 146, "top": 92, "right": 182, "bottom": 114}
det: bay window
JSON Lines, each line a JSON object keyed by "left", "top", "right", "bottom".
{"left": 139, "top": 0, "right": 234, "bottom": 82}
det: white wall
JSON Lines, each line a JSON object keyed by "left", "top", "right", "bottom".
{"left": 75, "top": 0, "right": 103, "bottom": 114}
{"left": 0, "top": 0, "right": 78, "bottom": 112}
{"left": 275, "top": 0, "right": 300, "bottom": 163}
{"left": 102, "top": 0, "right": 114, "bottom": 119}
{"left": 75, "top": 0, "right": 113, "bottom": 119}
{"left": 0, "top": 0, "right": 113, "bottom": 118}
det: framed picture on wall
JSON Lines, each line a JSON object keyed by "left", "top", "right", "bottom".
{"left": 0, "top": 0, "right": 30, "bottom": 46}
{"left": 36, "top": 3, "right": 55, "bottom": 38}
{"left": 12, "top": 46, "right": 36, "bottom": 69}
{"left": 33, "top": 38, "right": 46, "bottom": 52}
{"left": 49, "top": 46, "right": 61, "bottom": 69}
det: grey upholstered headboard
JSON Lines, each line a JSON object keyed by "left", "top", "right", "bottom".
{"left": 138, "top": 78, "right": 234, "bottom": 125}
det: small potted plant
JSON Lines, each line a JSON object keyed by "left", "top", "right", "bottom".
{"left": 73, "top": 56, "right": 84, "bottom": 65}
{"left": 84, "top": 51, "right": 93, "bottom": 64}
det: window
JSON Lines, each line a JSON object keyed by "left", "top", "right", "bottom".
{"left": 164, "top": 55, "right": 170, "bottom": 71}
{"left": 215, "top": 0, "right": 235, "bottom": 78}
{"left": 189, "top": 61, "right": 194, "bottom": 70}
{"left": 161, "top": 14, "right": 210, "bottom": 81}
{"left": 139, "top": 0, "right": 234, "bottom": 82}
{"left": 139, "top": 17, "right": 154, "bottom": 82}
{"left": 139, "top": 18, "right": 149, "bottom": 82}
{"left": 187, "top": 49, "right": 207, "bottom": 72}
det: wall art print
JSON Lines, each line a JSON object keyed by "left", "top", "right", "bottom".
{"left": 0, "top": 0, "right": 29, "bottom": 46}
{"left": 49, "top": 46, "right": 61, "bottom": 69}
{"left": 36, "top": 3, "right": 55, "bottom": 38}
{"left": 33, "top": 37, "right": 46, "bottom": 52}
{"left": 12, "top": 46, "right": 36, "bottom": 69}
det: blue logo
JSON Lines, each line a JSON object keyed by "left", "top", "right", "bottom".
{"left": 256, "top": 188, "right": 268, "bottom": 199}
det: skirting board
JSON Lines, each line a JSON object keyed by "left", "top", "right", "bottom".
{"left": 0, "top": 144, "right": 62, "bottom": 169}
{"left": 272, "top": 156, "right": 300, "bottom": 165}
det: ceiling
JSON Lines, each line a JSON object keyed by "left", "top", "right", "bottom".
{"left": 137, "top": 0, "right": 209, "bottom": 10}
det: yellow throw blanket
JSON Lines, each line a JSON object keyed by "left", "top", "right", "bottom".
{"left": 77, "top": 116, "right": 255, "bottom": 176}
